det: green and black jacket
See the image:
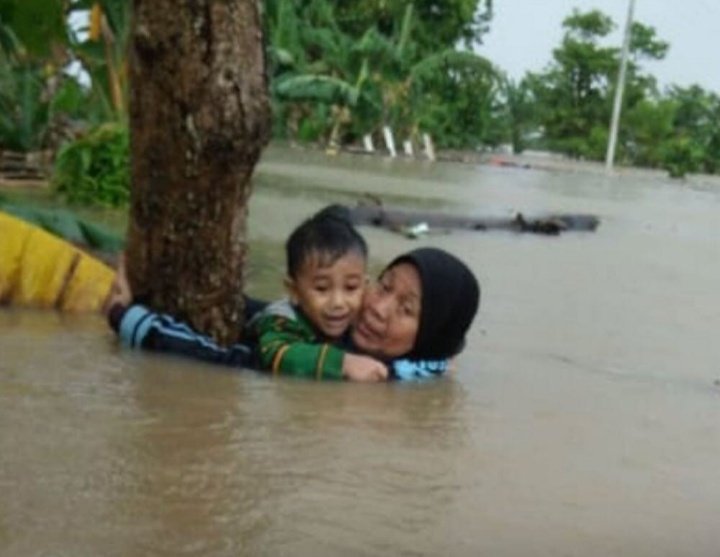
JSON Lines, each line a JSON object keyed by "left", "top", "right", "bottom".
{"left": 248, "top": 299, "right": 346, "bottom": 380}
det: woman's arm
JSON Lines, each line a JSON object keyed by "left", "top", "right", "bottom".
{"left": 105, "top": 255, "right": 254, "bottom": 367}
{"left": 108, "top": 303, "right": 254, "bottom": 367}
{"left": 105, "top": 258, "right": 387, "bottom": 380}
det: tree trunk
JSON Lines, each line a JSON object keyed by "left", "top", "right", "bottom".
{"left": 126, "top": 0, "right": 270, "bottom": 346}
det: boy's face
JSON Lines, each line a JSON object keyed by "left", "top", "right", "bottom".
{"left": 286, "top": 251, "right": 367, "bottom": 339}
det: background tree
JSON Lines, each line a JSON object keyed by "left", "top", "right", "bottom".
{"left": 0, "top": 0, "right": 128, "bottom": 154}
{"left": 529, "top": 9, "right": 668, "bottom": 160}
{"left": 68, "top": 0, "right": 131, "bottom": 121}
{"left": 333, "top": 0, "right": 493, "bottom": 55}
{"left": 495, "top": 76, "right": 536, "bottom": 154}
{"left": 125, "top": 0, "right": 270, "bottom": 345}
{"left": 661, "top": 85, "right": 720, "bottom": 177}
{"left": 410, "top": 50, "right": 500, "bottom": 148}
{"left": 267, "top": 0, "right": 373, "bottom": 144}
{"left": 0, "top": 0, "right": 72, "bottom": 152}
{"left": 265, "top": 0, "right": 497, "bottom": 150}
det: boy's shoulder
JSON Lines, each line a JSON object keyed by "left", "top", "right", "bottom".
{"left": 247, "top": 298, "right": 298, "bottom": 329}
{"left": 248, "top": 298, "right": 325, "bottom": 346}
{"left": 255, "top": 298, "right": 298, "bottom": 321}
{"left": 247, "top": 298, "right": 308, "bottom": 333}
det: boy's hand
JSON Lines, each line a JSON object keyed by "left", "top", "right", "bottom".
{"left": 342, "top": 353, "right": 389, "bottom": 382}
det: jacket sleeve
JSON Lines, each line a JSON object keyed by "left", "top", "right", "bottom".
{"left": 390, "top": 358, "right": 449, "bottom": 380}
{"left": 254, "top": 314, "right": 345, "bottom": 380}
{"left": 110, "top": 304, "right": 254, "bottom": 367}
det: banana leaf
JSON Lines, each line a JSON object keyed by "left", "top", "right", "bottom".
{"left": 0, "top": 199, "right": 124, "bottom": 253}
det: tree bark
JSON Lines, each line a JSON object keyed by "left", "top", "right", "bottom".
{"left": 126, "top": 0, "right": 270, "bottom": 346}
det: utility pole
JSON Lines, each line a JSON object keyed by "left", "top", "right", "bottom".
{"left": 605, "top": 0, "right": 636, "bottom": 171}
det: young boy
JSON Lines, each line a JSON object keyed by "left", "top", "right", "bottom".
{"left": 249, "top": 205, "right": 387, "bottom": 381}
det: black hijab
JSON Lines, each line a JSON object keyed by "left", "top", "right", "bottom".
{"left": 386, "top": 247, "right": 480, "bottom": 360}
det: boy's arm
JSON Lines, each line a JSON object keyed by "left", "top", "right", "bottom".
{"left": 109, "top": 303, "right": 253, "bottom": 367}
{"left": 254, "top": 314, "right": 345, "bottom": 380}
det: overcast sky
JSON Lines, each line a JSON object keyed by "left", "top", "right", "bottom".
{"left": 477, "top": 0, "right": 720, "bottom": 93}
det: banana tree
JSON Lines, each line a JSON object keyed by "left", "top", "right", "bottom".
{"left": 0, "top": 62, "right": 47, "bottom": 151}
{"left": 267, "top": 0, "right": 378, "bottom": 145}
{"left": 0, "top": 0, "right": 67, "bottom": 62}
{"left": 266, "top": 0, "right": 499, "bottom": 150}
{"left": 409, "top": 49, "right": 502, "bottom": 148}
{"left": 272, "top": 60, "right": 377, "bottom": 146}
{"left": 0, "top": 0, "right": 107, "bottom": 153}
{"left": 67, "top": 0, "right": 130, "bottom": 121}
{"left": 0, "top": 0, "right": 65, "bottom": 151}
{"left": 355, "top": 5, "right": 501, "bottom": 150}
{"left": 350, "top": 4, "right": 416, "bottom": 139}
{"left": 0, "top": 13, "right": 23, "bottom": 62}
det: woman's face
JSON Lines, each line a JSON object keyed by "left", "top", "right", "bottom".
{"left": 351, "top": 262, "right": 421, "bottom": 358}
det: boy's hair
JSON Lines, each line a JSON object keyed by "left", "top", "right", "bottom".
{"left": 286, "top": 205, "right": 368, "bottom": 278}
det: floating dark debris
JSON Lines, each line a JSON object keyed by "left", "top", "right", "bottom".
{"left": 347, "top": 200, "right": 600, "bottom": 238}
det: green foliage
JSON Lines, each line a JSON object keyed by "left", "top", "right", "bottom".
{"left": 67, "top": 0, "right": 131, "bottom": 120}
{"left": 0, "top": 12, "right": 23, "bottom": 60}
{"left": 9, "top": 0, "right": 719, "bottom": 182}
{"left": 0, "top": 199, "right": 124, "bottom": 252}
{"left": 530, "top": 10, "right": 619, "bottom": 158}
{"left": 664, "top": 85, "right": 720, "bottom": 176}
{"left": 523, "top": 7, "right": 720, "bottom": 177}
{"left": 629, "top": 22, "right": 669, "bottom": 61}
{"left": 332, "top": 0, "right": 492, "bottom": 55}
{"left": 497, "top": 76, "right": 537, "bottom": 153}
{"left": 0, "top": 0, "right": 66, "bottom": 61}
{"left": 0, "top": 62, "right": 47, "bottom": 150}
{"left": 0, "top": 0, "right": 119, "bottom": 153}
{"left": 274, "top": 74, "right": 361, "bottom": 106}
{"left": 660, "top": 136, "right": 704, "bottom": 178}
{"left": 624, "top": 98, "right": 675, "bottom": 166}
{"left": 411, "top": 50, "right": 501, "bottom": 148}
{"left": 264, "top": 0, "right": 498, "bottom": 149}
{"left": 528, "top": 9, "right": 669, "bottom": 161}
{"left": 49, "top": 76, "right": 88, "bottom": 119}
{"left": 0, "top": 55, "right": 94, "bottom": 152}
{"left": 53, "top": 123, "right": 130, "bottom": 207}
{"left": 562, "top": 9, "right": 614, "bottom": 40}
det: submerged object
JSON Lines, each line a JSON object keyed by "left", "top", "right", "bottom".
{"left": 0, "top": 211, "right": 114, "bottom": 311}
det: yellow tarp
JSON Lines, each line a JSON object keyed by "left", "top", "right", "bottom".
{"left": 0, "top": 211, "right": 113, "bottom": 312}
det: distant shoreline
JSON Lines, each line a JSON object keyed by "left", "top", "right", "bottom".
{"left": 2, "top": 143, "right": 720, "bottom": 192}
{"left": 309, "top": 141, "right": 720, "bottom": 189}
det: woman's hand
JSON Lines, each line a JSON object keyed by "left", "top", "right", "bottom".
{"left": 103, "top": 253, "right": 133, "bottom": 315}
{"left": 342, "top": 353, "right": 389, "bottom": 382}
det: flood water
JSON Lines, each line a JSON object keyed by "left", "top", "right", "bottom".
{"left": 2, "top": 146, "right": 720, "bottom": 556}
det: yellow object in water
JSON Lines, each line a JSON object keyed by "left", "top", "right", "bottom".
{"left": 0, "top": 211, "right": 114, "bottom": 312}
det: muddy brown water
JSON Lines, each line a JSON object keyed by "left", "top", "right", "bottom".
{"left": 2, "top": 146, "right": 720, "bottom": 556}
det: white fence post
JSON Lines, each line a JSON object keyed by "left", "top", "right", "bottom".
{"left": 383, "top": 126, "right": 397, "bottom": 158}
{"left": 422, "top": 133, "right": 436, "bottom": 161}
{"left": 362, "top": 134, "right": 375, "bottom": 153}
{"left": 403, "top": 139, "right": 414, "bottom": 157}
